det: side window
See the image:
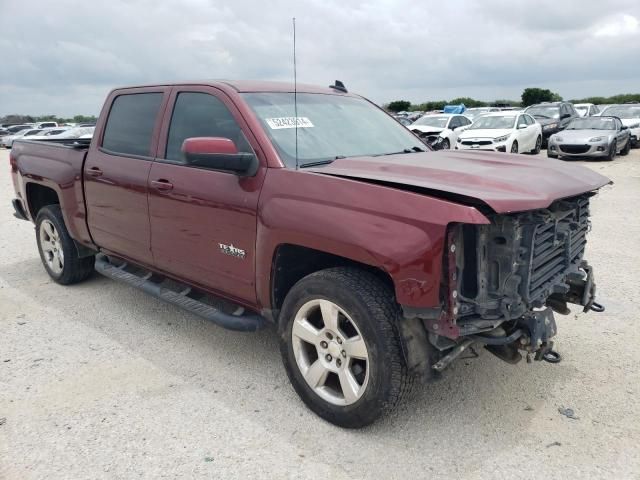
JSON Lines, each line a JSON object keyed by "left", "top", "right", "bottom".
{"left": 102, "top": 93, "right": 163, "bottom": 157}
{"left": 165, "top": 92, "right": 253, "bottom": 163}
{"left": 448, "top": 117, "right": 460, "bottom": 129}
{"left": 592, "top": 105, "right": 600, "bottom": 115}
{"left": 517, "top": 115, "right": 527, "bottom": 127}
{"left": 460, "top": 116, "right": 471, "bottom": 126}
{"left": 527, "top": 114, "right": 536, "bottom": 125}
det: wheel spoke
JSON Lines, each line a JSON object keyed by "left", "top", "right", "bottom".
{"left": 319, "top": 300, "right": 339, "bottom": 331}
{"left": 41, "top": 239, "right": 54, "bottom": 253}
{"left": 292, "top": 318, "right": 321, "bottom": 345}
{"left": 304, "top": 360, "right": 329, "bottom": 388}
{"left": 338, "top": 368, "right": 361, "bottom": 404}
{"left": 43, "top": 222, "right": 55, "bottom": 240}
{"left": 343, "top": 335, "right": 367, "bottom": 359}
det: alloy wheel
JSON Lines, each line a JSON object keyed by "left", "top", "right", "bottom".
{"left": 39, "top": 219, "right": 64, "bottom": 274}
{"left": 291, "top": 299, "right": 369, "bottom": 406}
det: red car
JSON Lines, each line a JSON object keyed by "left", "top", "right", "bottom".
{"left": 10, "top": 80, "right": 609, "bottom": 428}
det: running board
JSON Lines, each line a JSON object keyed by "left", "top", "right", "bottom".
{"left": 94, "top": 254, "right": 266, "bottom": 332}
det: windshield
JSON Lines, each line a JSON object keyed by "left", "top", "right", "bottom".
{"left": 601, "top": 106, "right": 640, "bottom": 119}
{"left": 412, "top": 116, "right": 449, "bottom": 128}
{"left": 566, "top": 117, "right": 616, "bottom": 130}
{"left": 575, "top": 106, "right": 588, "bottom": 116}
{"left": 525, "top": 105, "right": 560, "bottom": 119}
{"left": 468, "top": 115, "right": 516, "bottom": 130}
{"left": 242, "top": 93, "right": 425, "bottom": 167}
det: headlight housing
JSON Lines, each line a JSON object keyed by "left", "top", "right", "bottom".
{"left": 553, "top": 136, "right": 563, "bottom": 142}
{"left": 589, "top": 136, "right": 604, "bottom": 142}
{"left": 494, "top": 134, "right": 510, "bottom": 143}
{"left": 543, "top": 123, "right": 559, "bottom": 130}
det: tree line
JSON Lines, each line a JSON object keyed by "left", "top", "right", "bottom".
{"left": 385, "top": 87, "right": 640, "bottom": 113}
{"left": 0, "top": 114, "right": 98, "bottom": 124}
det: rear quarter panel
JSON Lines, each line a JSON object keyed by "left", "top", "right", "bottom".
{"left": 10, "top": 140, "right": 94, "bottom": 247}
{"left": 256, "top": 168, "right": 490, "bottom": 310}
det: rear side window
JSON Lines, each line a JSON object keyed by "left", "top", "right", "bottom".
{"left": 102, "top": 93, "right": 163, "bottom": 157}
{"left": 165, "top": 92, "right": 253, "bottom": 162}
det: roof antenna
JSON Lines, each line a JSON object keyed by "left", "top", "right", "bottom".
{"left": 292, "top": 17, "right": 299, "bottom": 170}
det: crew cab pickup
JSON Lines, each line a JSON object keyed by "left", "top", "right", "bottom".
{"left": 10, "top": 80, "right": 610, "bottom": 428}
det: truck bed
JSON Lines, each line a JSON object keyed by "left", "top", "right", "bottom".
{"left": 11, "top": 139, "right": 93, "bottom": 247}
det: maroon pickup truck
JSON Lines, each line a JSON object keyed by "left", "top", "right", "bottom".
{"left": 10, "top": 80, "right": 609, "bottom": 427}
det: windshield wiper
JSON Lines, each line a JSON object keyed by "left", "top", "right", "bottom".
{"left": 373, "top": 146, "right": 425, "bottom": 157}
{"left": 299, "top": 156, "right": 346, "bottom": 168}
{"left": 533, "top": 114, "right": 551, "bottom": 119}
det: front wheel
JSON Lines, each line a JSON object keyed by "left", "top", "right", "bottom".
{"left": 510, "top": 141, "right": 519, "bottom": 154}
{"left": 279, "top": 268, "right": 412, "bottom": 428}
{"left": 36, "top": 205, "right": 95, "bottom": 285}
{"left": 605, "top": 141, "right": 616, "bottom": 161}
{"left": 440, "top": 138, "right": 450, "bottom": 150}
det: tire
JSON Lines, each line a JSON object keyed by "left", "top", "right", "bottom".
{"left": 510, "top": 141, "right": 518, "bottom": 154}
{"left": 620, "top": 138, "right": 630, "bottom": 156}
{"left": 531, "top": 135, "right": 542, "bottom": 154}
{"left": 279, "top": 267, "right": 412, "bottom": 428}
{"left": 547, "top": 149, "right": 558, "bottom": 159}
{"left": 35, "top": 205, "right": 95, "bottom": 285}
{"left": 605, "top": 141, "right": 616, "bottom": 161}
{"left": 440, "top": 138, "right": 450, "bottom": 150}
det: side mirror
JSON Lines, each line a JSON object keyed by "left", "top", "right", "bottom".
{"left": 621, "top": 125, "right": 628, "bottom": 130}
{"left": 181, "top": 137, "right": 258, "bottom": 176}
{"left": 560, "top": 113, "right": 571, "bottom": 120}
{"left": 518, "top": 124, "right": 527, "bottom": 129}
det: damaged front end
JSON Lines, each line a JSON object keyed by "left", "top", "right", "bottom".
{"left": 405, "top": 192, "right": 604, "bottom": 375}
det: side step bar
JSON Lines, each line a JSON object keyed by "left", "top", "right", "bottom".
{"left": 95, "top": 254, "right": 266, "bottom": 332}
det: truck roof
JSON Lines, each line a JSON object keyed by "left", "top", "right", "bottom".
{"left": 113, "top": 80, "right": 353, "bottom": 96}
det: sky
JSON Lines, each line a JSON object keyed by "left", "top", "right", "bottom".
{"left": 1, "top": 0, "right": 639, "bottom": 116}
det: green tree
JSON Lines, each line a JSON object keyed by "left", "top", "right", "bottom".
{"left": 449, "top": 97, "right": 487, "bottom": 108}
{"left": 521, "top": 88, "right": 562, "bottom": 107}
{"left": 386, "top": 100, "right": 411, "bottom": 112}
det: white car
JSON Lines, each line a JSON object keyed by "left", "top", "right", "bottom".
{"left": 462, "top": 107, "right": 501, "bottom": 121}
{"left": 34, "top": 121, "right": 58, "bottom": 129}
{"left": 455, "top": 112, "right": 542, "bottom": 154}
{"left": 599, "top": 104, "right": 640, "bottom": 147}
{"left": 409, "top": 114, "right": 472, "bottom": 150}
{"left": 0, "top": 128, "right": 43, "bottom": 148}
{"left": 28, "top": 126, "right": 94, "bottom": 141}
{"left": 574, "top": 103, "right": 601, "bottom": 117}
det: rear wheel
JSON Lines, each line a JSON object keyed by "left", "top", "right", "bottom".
{"left": 36, "top": 205, "right": 95, "bottom": 285}
{"left": 279, "top": 267, "right": 412, "bottom": 428}
{"left": 510, "top": 141, "right": 519, "bottom": 154}
{"left": 620, "top": 138, "right": 630, "bottom": 156}
{"left": 531, "top": 135, "right": 542, "bottom": 154}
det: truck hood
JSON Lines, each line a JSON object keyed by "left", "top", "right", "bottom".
{"left": 307, "top": 150, "right": 610, "bottom": 213}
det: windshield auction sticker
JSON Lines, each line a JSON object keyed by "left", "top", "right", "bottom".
{"left": 265, "top": 117, "right": 314, "bottom": 129}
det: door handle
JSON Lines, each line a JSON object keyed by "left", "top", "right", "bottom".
{"left": 151, "top": 179, "right": 174, "bottom": 191}
{"left": 86, "top": 167, "right": 103, "bottom": 177}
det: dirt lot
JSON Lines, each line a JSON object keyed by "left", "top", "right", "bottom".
{"left": 0, "top": 148, "right": 639, "bottom": 479}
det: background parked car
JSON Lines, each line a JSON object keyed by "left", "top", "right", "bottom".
{"left": 28, "top": 126, "right": 94, "bottom": 141}
{"left": 34, "top": 121, "right": 58, "bottom": 129}
{"left": 461, "top": 107, "right": 501, "bottom": 121}
{"left": 409, "top": 113, "right": 471, "bottom": 149}
{"left": 0, "top": 128, "right": 42, "bottom": 148}
{"left": 455, "top": 111, "right": 542, "bottom": 154}
{"left": 547, "top": 116, "right": 630, "bottom": 161}
{"left": 524, "top": 101, "right": 580, "bottom": 147}
{"left": 574, "top": 103, "right": 600, "bottom": 117}
{"left": 599, "top": 104, "right": 640, "bottom": 147}
{"left": 25, "top": 127, "right": 70, "bottom": 140}
{"left": 5, "top": 124, "right": 32, "bottom": 134}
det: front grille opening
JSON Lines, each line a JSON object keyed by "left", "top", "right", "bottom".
{"left": 461, "top": 225, "right": 478, "bottom": 298}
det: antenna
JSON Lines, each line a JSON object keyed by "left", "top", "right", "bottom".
{"left": 293, "top": 17, "right": 299, "bottom": 170}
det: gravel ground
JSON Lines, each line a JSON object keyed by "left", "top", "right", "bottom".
{"left": 1, "top": 148, "right": 639, "bottom": 479}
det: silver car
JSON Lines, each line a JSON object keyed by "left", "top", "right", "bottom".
{"left": 547, "top": 116, "right": 631, "bottom": 161}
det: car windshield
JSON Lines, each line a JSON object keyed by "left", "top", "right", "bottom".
{"left": 412, "top": 116, "right": 449, "bottom": 128}
{"left": 468, "top": 115, "right": 516, "bottom": 129}
{"left": 242, "top": 92, "right": 425, "bottom": 167}
{"left": 525, "top": 105, "right": 560, "bottom": 119}
{"left": 575, "top": 106, "right": 588, "bottom": 115}
{"left": 566, "top": 117, "right": 616, "bottom": 130}
{"left": 601, "top": 106, "right": 640, "bottom": 119}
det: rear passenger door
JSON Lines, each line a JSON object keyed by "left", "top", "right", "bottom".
{"left": 85, "top": 88, "right": 170, "bottom": 265}
{"left": 147, "top": 87, "right": 267, "bottom": 304}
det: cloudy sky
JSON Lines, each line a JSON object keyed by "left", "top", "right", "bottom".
{"left": 1, "top": 0, "right": 639, "bottom": 116}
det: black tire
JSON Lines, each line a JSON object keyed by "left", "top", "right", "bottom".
{"left": 510, "top": 141, "right": 518, "bottom": 154}
{"left": 279, "top": 267, "right": 412, "bottom": 428}
{"left": 441, "top": 138, "right": 450, "bottom": 150}
{"left": 547, "top": 150, "right": 558, "bottom": 159}
{"left": 620, "top": 138, "right": 630, "bottom": 156}
{"left": 35, "top": 205, "right": 95, "bottom": 285}
{"left": 531, "top": 135, "right": 542, "bottom": 154}
{"left": 605, "top": 141, "right": 616, "bottom": 161}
